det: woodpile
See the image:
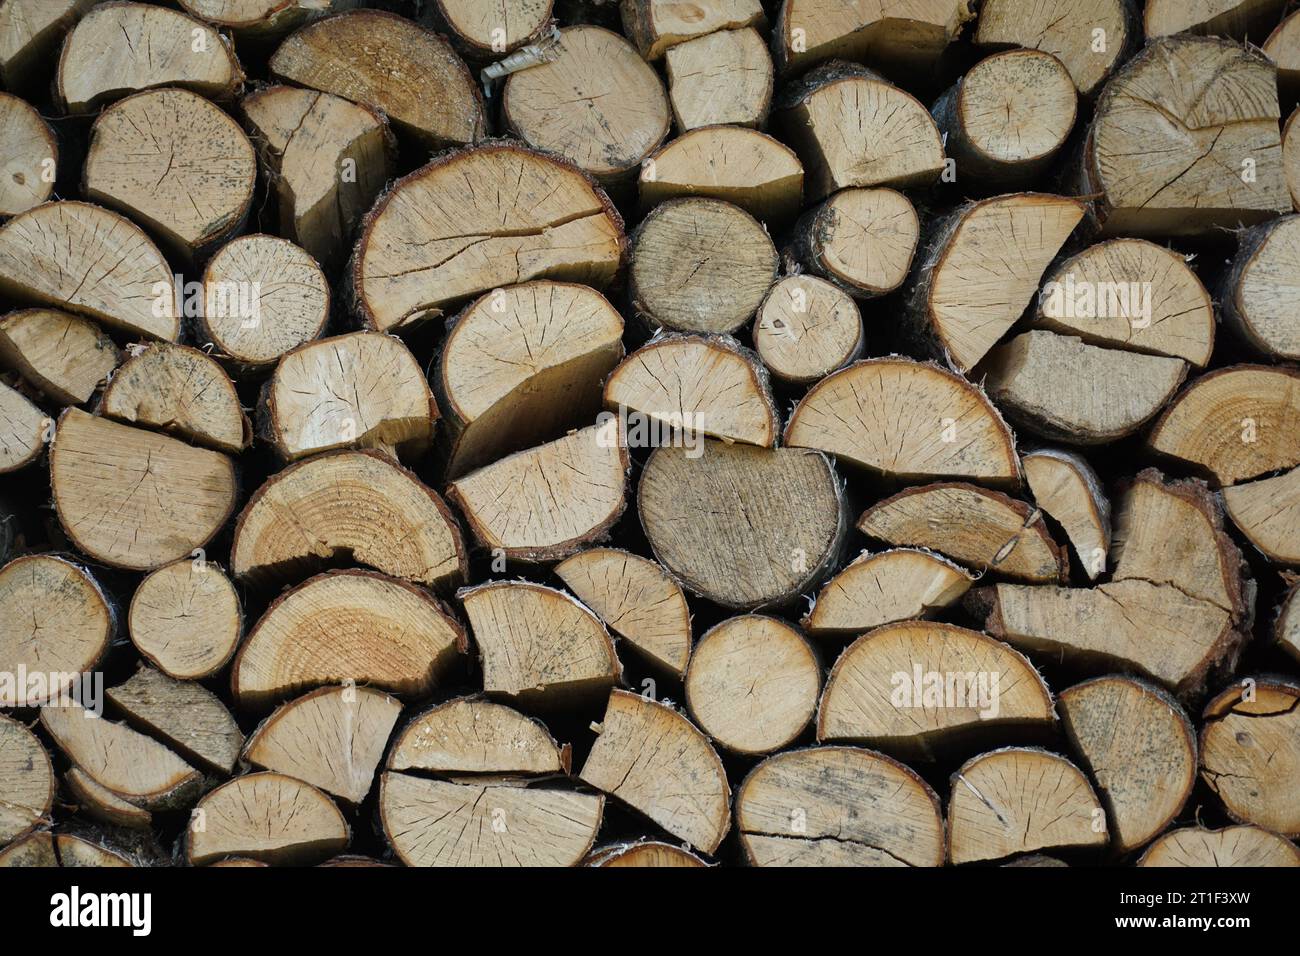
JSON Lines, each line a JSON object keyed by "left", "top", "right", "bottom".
{"left": 1, "top": 0, "right": 1299, "bottom": 874}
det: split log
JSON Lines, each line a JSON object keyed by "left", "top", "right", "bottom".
{"left": 0, "top": 0, "right": 95, "bottom": 91}
{"left": 753, "top": 276, "right": 863, "bottom": 386}
{"left": 447, "top": 423, "right": 628, "bottom": 562}
{"left": 99, "top": 344, "right": 251, "bottom": 455}
{"left": 458, "top": 581, "right": 621, "bottom": 709}
{"left": 353, "top": 143, "right": 624, "bottom": 332}
{"left": 199, "top": 234, "right": 330, "bottom": 370}
{"left": 178, "top": 0, "right": 346, "bottom": 38}
{"left": 1266, "top": 12, "right": 1300, "bottom": 99}
{"left": 0, "top": 310, "right": 121, "bottom": 406}
{"left": 432, "top": 0, "right": 555, "bottom": 58}
{"left": 0, "top": 94, "right": 56, "bottom": 218}
{"left": 629, "top": 198, "right": 777, "bottom": 334}
{"left": 639, "top": 441, "right": 844, "bottom": 609}
{"left": 802, "top": 548, "right": 974, "bottom": 636}
{"left": 65, "top": 768, "right": 151, "bottom": 831}
{"left": 0, "top": 714, "right": 54, "bottom": 845}
{"left": 269, "top": 9, "right": 484, "bottom": 148}
{"left": 604, "top": 336, "right": 778, "bottom": 447}
{"left": 387, "top": 697, "right": 565, "bottom": 776}
{"left": 774, "top": 62, "right": 945, "bottom": 201}
{"left": 232, "top": 570, "right": 466, "bottom": 709}
{"left": 260, "top": 331, "right": 437, "bottom": 462}
{"left": 817, "top": 620, "right": 1054, "bottom": 758}
{"left": 735, "top": 745, "right": 945, "bottom": 867}
{"left": 187, "top": 772, "right": 350, "bottom": 866}
{"left": 1139, "top": 824, "right": 1300, "bottom": 867}
{"left": 685, "top": 616, "right": 820, "bottom": 755}
{"left": 580, "top": 689, "right": 730, "bottom": 854}
{"left": 858, "top": 483, "right": 1064, "bottom": 583}
{"left": 243, "top": 685, "right": 401, "bottom": 804}
{"left": 905, "top": 193, "right": 1084, "bottom": 372}
{"left": 51, "top": 410, "right": 237, "bottom": 571}
{"left": 1200, "top": 678, "right": 1300, "bottom": 837}
{"left": 1144, "top": 0, "right": 1286, "bottom": 40}
{"left": 1058, "top": 676, "right": 1196, "bottom": 853}
{"left": 621, "top": 0, "right": 763, "bottom": 60}
{"left": 241, "top": 87, "right": 391, "bottom": 270}
{"left": 973, "top": 0, "right": 1134, "bottom": 96}
{"left": 664, "top": 28, "right": 772, "bottom": 130}
{"left": 503, "top": 25, "right": 669, "bottom": 185}
{"left": 1277, "top": 580, "right": 1300, "bottom": 663}
{"left": 56, "top": 2, "right": 244, "bottom": 114}
{"left": 1022, "top": 448, "right": 1110, "bottom": 579}
{"left": 232, "top": 451, "right": 467, "bottom": 589}
{"left": 1223, "top": 467, "right": 1300, "bottom": 565}
{"left": 0, "top": 382, "right": 46, "bottom": 474}
{"left": 128, "top": 559, "right": 241, "bottom": 681}
{"left": 107, "top": 667, "right": 243, "bottom": 776}
{"left": 586, "top": 841, "right": 707, "bottom": 867}
{"left": 931, "top": 49, "right": 1076, "bottom": 188}
{"left": 0, "top": 202, "right": 179, "bottom": 342}
{"left": 436, "top": 281, "right": 624, "bottom": 479}
{"left": 1078, "top": 37, "right": 1291, "bottom": 236}
{"left": 784, "top": 358, "right": 1019, "bottom": 485}
{"left": 771, "top": 0, "right": 971, "bottom": 77}
{"left": 1220, "top": 215, "right": 1300, "bottom": 361}
{"left": 554, "top": 548, "right": 692, "bottom": 676}
{"left": 0, "top": 555, "right": 113, "bottom": 707}
{"left": 638, "top": 127, "right": 804, "bottom": 223}
{"left": 0, "top": 831, "right": 132, "bottom": 868}
{"left": 948, "top": 748, "right": 1106, "bottom": 864}
{"left": 788, "top": 187, "right": 919, "bottom": 297}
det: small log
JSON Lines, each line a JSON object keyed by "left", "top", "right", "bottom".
{"left": 948, "top": 748, "right": 1106, "bottom": 864}
{"left": 639, "top": 441, "right": 844, "bottom": 609}
{"left": 586, "top": 841, "right": 707, "bottom": 867}
{"left": 270, "top": 9, "right": 484, "bottom": 148}
{"left": 231, "top": 451, "right": 467, "bottom": 589}
{"left": 664, "top": 28, "right": 772, "bottom": 130}
{"left": 0, "top": 714, "right": 54, "bottom": 845}
{"left": 604, "top": 335, "right": 778, "bottom": 447}
{"left": 629, "top": 198, "right": 777, "bottom": 334}
{"left": 771, "top": 0, "right": 970, "bottom": 77}
{"left": 554, "top": 548, "right": 692, "bottom": 676}
{"left": 0, "top": 831, "right": 132, "bottom": 867}
{"left": 129, "top": 558, "right": 242, "bottom": 681}
{"left": 432, "top": 0, "right": 555, "bottom": 58}
{"left": 243, "top": 685, "right": 402, "bottom": 804}
{"left": 0, "top": 93, "right": 56, "bottom": 218}
{"left": 65, "top": 768, "right": 151, "bottom": 831}
{"left": 187, "top": 772, "right": 350, "bottom": 866}
{"left": 753, "top": 276, "right": 863, "bottom": 386}
{"left": 0, "top": 309, "right": 121, "bottom": 406}
{"left": 580, "top": 689, "right": 730, "bottom": 854}
{"left": 107, "top": 667, "right": 244, "bottom": 776}
{"left": 56, "top": 2, "right": 244, "bottom": 114}
{"left": 1022, "top": 448, "right": 1111, "bottom": 579}
{"left": 232, "top": 570, "right": 466, "bottom": 709}
{"left": 436, "top": 281, "right": 624, "bottom": 479}
{"left": 1144, "top": 0, "right": 1286, "bottom": 40}
{"left": 459, "top": 581, "right": 621, "bottom": 708}
{"left": 788, "top": 187, "right": 919, "bottom": 297}
{"left": 774, "top": 61, "right": 945, "bottom": 201}
{"left": 0, "top": 381, "right": 46, "bottom": 474}
{"left": 621, "top": 0, "right": 763, "bottom": 60}
{"left": 1223, "top": 466, "right": 1300, "bottom": 565}
{"left": 685, "top": 615, "right": 820, "bottom": 756}
{"left": 735, "top": 745, "right": 945, "bottom": 867}
{"left": 803, "top": 548, "right": 974, "bottom": 636}
{"left": 1058, "top": 675, "right": 1196, "bottom": 853}
{"left": 973, "top": 0, "right": 1134, "bottom": 96}
{"left": 0, "top": 0, "right": 96, "bottom": 91}
{"left": 1139, "top": 824, "right": 1300, "bottom": 867}
{"left": 1220, "top": 215, "right": 1300, "bottom": 361}
{"left": 387, "top": 697, "right": 565, "bottom": 776}
{"left": 1277, "top": 580, "right": 1300, "bottom": 663}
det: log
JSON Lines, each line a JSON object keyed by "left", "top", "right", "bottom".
{"left": 1265, "top": 11, "right": 1300, "bottom": 100}
{"left": 186, "top": 772, "right": 349, "bottom": 866}
{"left": 771, "top": 0, "right": 971, "bottom": 77}
{"left": 0, "top": 93, "right": 56, "bottom": 218}
{"left": 1139, "top": 825, "right": 1300, "bottom": 867}
{"left": 664, "top": 28, "right": 772, "bottom": 130}
{"left": 0, "top": 831, "right": 132, "bottom": 868}
{"left": 753, "top": 276, "right": 863, "bottom": 386}
{"left": 0, "top": 714, "right": 54, "bottom": 845}
{"left": 65, "top": 768, "right": 151, "bottom": 831}
{"left": 1022, "top": 448, "right": 1111, "bottom": 579}
{"left": 432, "top": 0, "right": 555, "bottom": 58}
{"left": 802, "top": 548, "right": 974, "bottom": 636}
{"left": 0, "top": 381, "right": 46, "bottom": 474}
{"left": 586, "top": 841, "right": 707, "bottom": 867}
{"left": 973, "top": 0, "right": 1134, "bottom": 96}
{"left": 0, "top": 0, "right": 95, "bottom": 91}
{"left": 128, "top": 559, "right": 242, "bottom": 681}
{"left": 107, "top": 667, "right": 243, "bottom": 776}
{"left": 1144, "top": 0, "right": 1286, "bottom": 40}
{"left": 788, "top": 187, "right": 919, "bottom": 297}
{"left": 1223, "top": 466, "right": 1300, "bottom": 565}
{"left": 179, "top": 0, "right": 347, "bottom": 39}
{"left": 0, "top": 309, "right": 121, "bottom": 406}
{"left": 629, "top": 198, "right": 777, "bottom": 334}
{"left": 387, "top": 697, "right": 566, "bottom": 776}
{"left": 621, "top": 0, "right": 763, "bottom": 60}
{"left": 1220, "top": 215, "right": 1300, "bottom": 361}
{"left": 1277, "top": 580, "right": 1300, "bottom": 663}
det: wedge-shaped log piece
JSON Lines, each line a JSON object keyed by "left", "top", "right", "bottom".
{"left": 0, "top": 831, "right": 131, "bottom": 868}
{"left": 754, "top": 276, "right": 863, "bottom": 386}
{"left": 387, "top": 697, "right": 564, "bottom": 776}
{"left": 859, "top": 483, "right": 1063, "bottom": 583}
{"left": 1081, "top": 37, "right": 1290, "bottom": 236}
{"left": 262, "top": 332, "right": 436, "bottom": 462}
{"left": 434, "top": 0, "right": 554, "bottom": 57}
{"left": 785, "top": 358, "right": 1019, "bottom": 485}
{"left": 0, "top": 94, "right": 56, "bottom": 217}
{"left": 804, "top": 548, "right": 974, "bottom": 636}
{"left": 244, "top": 685, "right": 401, "bottom": 804}
{"left": 1147, "top": 366, "right": 1300, "bottom": 486}
{"left": 605, "top": 336, "right": 777, "bottom": 448}
{"left": 1221, "top": 216, "right": 1300, "bottom": 361}
{"left": 437, "top": 281, "right": 624, "bottom": 479}
{"left": 448, "top": 424, "right": 628, "bottom": 562}
{"left": 982, "top": 331, "right": 1188, "bottom": 443}
{"left": 0, "top": 310, "right": 120, "bottom": 406}
{"left": 586, "top": 841, "right": 707, "bottom": 867}
{"left": 0, "top": 0, "right": 96, "bottom": 91}
{"left": 232, "top": 451, "right": 467, "bottom": 589}
{"left": 735, "top": 745, "right": 945, "bottom": 867}
{"left": 949, "top": 748, "right": 1105, "bottom": 864}
{"left": 907, "top": 193, "right": 1084, "bottom": 372}
{"left": 640, "top": 442, "right": 844, "bottom": 609}
{"left": 270, "top": 10, "right": 483, "bottom": 148}
{"left": 41, "top": 702, "right": 200, "bottom": 811}
{"left": 974, "top": 0, "right": 1133, "bottom": 96}
{"left": 772, "top": 0, "right": 970, "bottom": 76}
{"left": 1139, "top": 824, "right": 1300, "bottom": 867}
{"left": 233, "top": 570, "right": 465, "bottom": 709}
{"left": 187, "top": 772, "right": 349, "bottom": 866}
{"left": 459, "top": 581, "right": 621, "bottom": 709}
{"left": 622, "top": 0, "right": 763, "bottom": 59}
{"left": 1022, "top": 448, "right": 1110, "bottom": 579}
{"left": 665, "top": 28, "right": 772, "bottom": 130}
{"left": 580, "top": 690, "right": 730, "bottom": 854}
{"left": 0, "top": 555, "right": 112, "bottom": 707}
{"left": 1201, "top": 679, "right": 1300, "bottom": 837}
{"left": 56, "top": 2, "right": 243, "bottom": 113}
{"left": 0, "top": 714, "right": 54, "bottom": 845}
{"left": 51, "top": 410, "right": 237, "bottom": 571}
{"left": 1059, "top": 676, "right": 1196, "bottom": 853}
{"left": 108, "top": 667, "right": 243, "bottom": 775}
{"left": 354, "top": 144, "right": 624, "bottom": 331}
{"left": 65, "top": 767, "right": 151, "bottom": 831}
{"left": 380, "top": 771, "right": 602, "bottom": 866}
{"left": 0, "top": 382, "right": 45, "bottom": 474}
{"left": 1145, "top": 0, "right": 1286, "bottom": 39}
{"left": 0, "top": 202, "right": 178, "bottom": 341}
{"left": 789, "top": 188, "right": 919, "bottom": 297}
{"left": 555, "top": 548, "right": 692, "bottom": 676}
{"left": 129, "top": 559, "right": 241, "bottom": 680}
